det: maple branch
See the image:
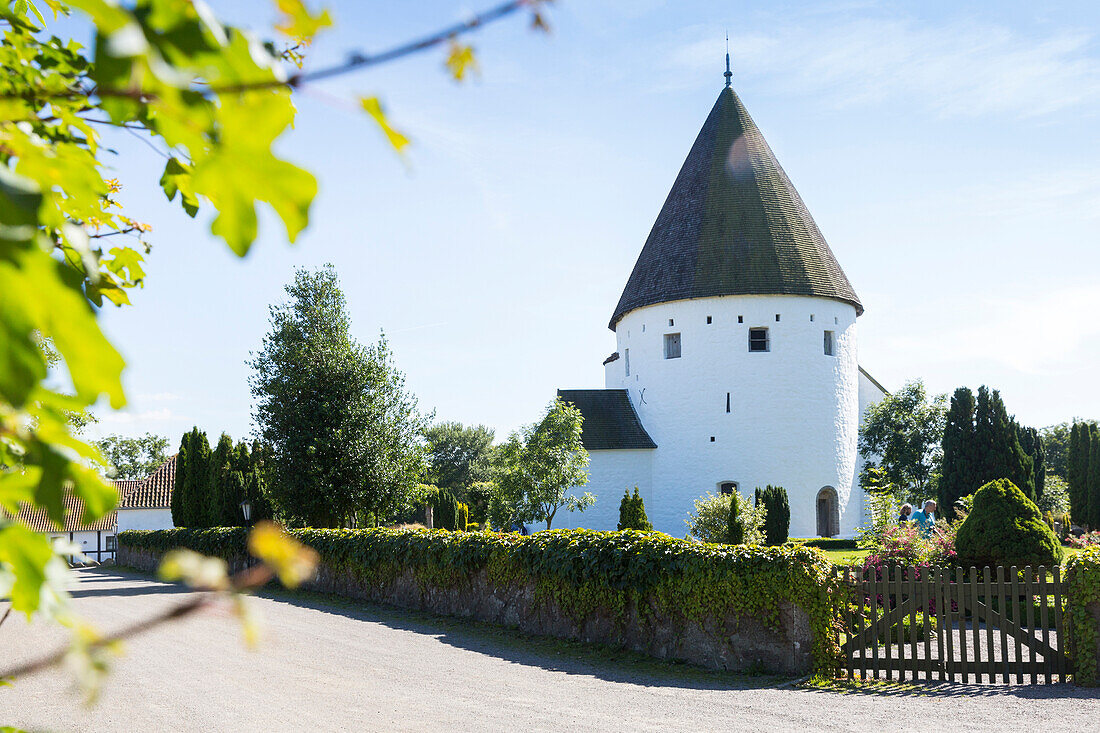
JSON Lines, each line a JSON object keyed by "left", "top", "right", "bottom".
{"left": 2, "top": 1, "right": 545, "bottom": 102}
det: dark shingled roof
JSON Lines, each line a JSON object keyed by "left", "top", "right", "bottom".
{"left": 610, "top": 85, "right": 862, "bottom": 330}
{"left": 118, "top": 454, "right": 177, "bottom": 509}
{"left": 557, "top": 389, "right": 656, "bottom": 450}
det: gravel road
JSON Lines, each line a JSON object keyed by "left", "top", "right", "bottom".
{"left": 2, "top": 567, "right": 1097, "bottom": 732}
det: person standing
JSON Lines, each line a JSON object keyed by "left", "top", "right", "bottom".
{"left": 910, "top": 499, "right": 938, "bottom": 536}
{"left": 897, "top": 503, "right": 913, "bottom": 523}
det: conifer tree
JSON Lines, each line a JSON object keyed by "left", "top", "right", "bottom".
{"left": 755, "top": 487, "right": 763, "bottom": 507}
{"left": 939, "top": 387, "right": 976, "bottom": 513}
{"left": 180, "top": 427, "right": 211, "bottom": 528}
{"left": 171, "top": 432, "right": 189, "bottom": 527}
{"left": 1018, "top": 426, "right": 1045, "bottom": 501}
{"left": 206, "top": 433, "right": 234, "bottom": 527}
{"left": 1067, "top": 422, "right": 1085, "bottom": 522}
{"left": 761, "top": 485, "right": 790, "bottom": 545}
{"left": 617, "top": 487, "right": 652, "bottom": 531}
{"left": 1090, "top": 430, "right": 1100, "bottom": 530}
{"left": 727, "top": 492, "right": 744, "bottom": 544}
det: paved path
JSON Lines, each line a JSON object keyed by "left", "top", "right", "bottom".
{"left": 2, "top": 568, "right": 1097, "bottom": 732}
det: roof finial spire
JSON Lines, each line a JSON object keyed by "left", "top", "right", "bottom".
{"left": 724, "top": 32, "right": 732, "bottom": 88}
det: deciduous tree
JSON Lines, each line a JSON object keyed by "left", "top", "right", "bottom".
{"left": 96, "top": 433, "right": 169, "bottom": 480}
{"left": 497, "top": 398, "right": 593, "bottom": 530}
{"left": 249, "top": 266, "right": 427, "bottom": 527}
{"left": 858, "top": 379, "right": 947, "bottom": 501}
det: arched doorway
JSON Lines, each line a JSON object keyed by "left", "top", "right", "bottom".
{"left": 817, "top": 486, "right": 839, "bottom": 537}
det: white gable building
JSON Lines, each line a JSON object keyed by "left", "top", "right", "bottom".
{"left": 556, "top": 73, "right": 886, "bottom": 539}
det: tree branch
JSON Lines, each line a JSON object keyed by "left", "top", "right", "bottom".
{"left": 0, "top": 564, "right": 272, "bottom": 682}
{"left": 2, "top": 0, "right": 543, "bottom": 102}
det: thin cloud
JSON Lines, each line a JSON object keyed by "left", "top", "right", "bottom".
{"left": 664, "top": 16, "right": 1100, "bottom": 118}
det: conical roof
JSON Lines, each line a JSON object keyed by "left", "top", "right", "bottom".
{"left": 610, "top": 85, "right": 862, "bottom": 329}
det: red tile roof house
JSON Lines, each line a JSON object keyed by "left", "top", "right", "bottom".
{"left": 116, "top": 454, "right": 177, "bottom": 533}
{"left": 6, "top": 456, "right": 177, "bottom": 564}
{"left": 12, "top": 493, "right": 119, "bottom": 564}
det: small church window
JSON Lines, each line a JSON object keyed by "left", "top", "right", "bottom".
{"left": 625, "top": 348, "right": 630, "bottom": 376}
{"left": 738, "top": 315, "right": 743, "bottom": 324}
{"left": 726, "top": 392, "right": 731, "bottom": 413}
{"left": 775, "top": 313, "right": 781, "bottom": 322}
{"left": 706, "top": 316, "right": 712, "bottom": 324}
{"left": 834, "top": 316, "right": 839, "bottom": 325}
{"left": 824, "top": 330, "right": 835, "bottom": 356}
{"left": 810, "top": 314, "right": 815, "bottom": 322}
{"left": 719, "top": 481, "right": 738, "bottom": 495}
{"left": 664, "top": 333, "right": 681, "bottom": 359}
{"left": 749, "top": 328, "right": 769, "bottom": 352}
{"left": 668, "top": 318, "right": 674, "bottom": 327}
{"left": 710, "top": 436, "right": 715, "bottom": 442}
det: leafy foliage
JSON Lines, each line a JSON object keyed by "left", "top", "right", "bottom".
{"left": 95, "top": 433, "right": 169, "bottom": 480}
{"left": 248, "top": 266, "right": 427, "bottom": 527}
{"left": 685, "top": 491, "right": 765, "bottom": 545}
{"left": 495, "top": 398, "right": 593, "bottom": 530}
{"left": 1065, "top": 546, "right": 1100, "bottom": 685}
{"left": 616, "top": 487, "right": 652, "bottom": 531}
{"left": 424, "top": 421, "right": 495, "bottom": 496}
{"left": 119, "top": 526, "right": 844, "bottom": 675}
{"left": 858, "top": 380, "right": 946, "bottom": 501}
{"left": 955, "top": 479, "right": 1063, "bottom": 570}
{"left": 0, "top": 0, "right": 328, "bottom": 624}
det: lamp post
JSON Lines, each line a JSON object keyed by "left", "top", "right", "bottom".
{"left": 239, "top": 498, "right": 253, "bottom": 527}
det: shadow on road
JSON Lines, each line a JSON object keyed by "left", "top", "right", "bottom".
{"left": 802, "top": 679, "right": 1100, "bottom": 701}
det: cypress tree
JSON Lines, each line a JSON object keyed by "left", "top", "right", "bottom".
{"left": 1018, "top": 426, "right": 1045, "bottom": 501}
{"left": 1067, "top": 422, "right": 1085, "bottom": 523}
{"left": 754, "top": 487, "right": 763, "bottom": 507}
{"left": 617, "top": 489, "right": 632, "bottom": 530}
{"left": 181, "top": 427, "right": 211, "bottom": 528}
{"left": 972, "top": 386, "right": 1034, "bottom": 502}
{"left": 206, "top": 433, "right": 234, "bottom": 527}
{"left": 630, "top": 487, "right": 652, "bottom": 531}
{"left": 761, "top": 485, "right": 790, "bottom": 546}
{"left": 1090, "top": 430, "right": 1100, "bottom": 530}
{"left": 727, "top": 493, "right": 744, "bottom": 544}
{"left": 171, "top": 432, "right": 189, "bottom": 527}
{"left": 939, "top": 387, "right": 976, "bottom": 513}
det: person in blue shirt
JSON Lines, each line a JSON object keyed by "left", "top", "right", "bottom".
{"left": 909, "top": 499, "right": 938, "bottom": 536}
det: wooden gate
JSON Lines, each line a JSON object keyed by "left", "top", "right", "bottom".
{"left": 838, "top": 565, "right": 1067, "bottom": 684}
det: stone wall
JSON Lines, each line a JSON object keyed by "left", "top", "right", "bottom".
{"left": 118, "top": 545, "right": 814, "bottom": 674}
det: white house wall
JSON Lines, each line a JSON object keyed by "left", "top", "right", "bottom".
{"left": 552, "top": 449, "right": 653, "bottom": 532}
{"left": 117, "top": 508, "right": 174, "bottom": 532}
{"left": 598, "top": 294, "right": 861, "bottom": 538}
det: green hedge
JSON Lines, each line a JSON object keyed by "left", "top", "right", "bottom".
{"left": 119, "top": 527, "right": 843, "bottom": 674}
{"left": 1066, "top": 545, "right": 1100, "bottom": 686}
{"left": 790, "top": 538, "right": 857, "bottom": 550}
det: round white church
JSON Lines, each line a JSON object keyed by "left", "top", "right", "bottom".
{"left": 555, "top": 74, "right": 887, "bottom": 539}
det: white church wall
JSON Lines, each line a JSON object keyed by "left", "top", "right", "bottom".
{"left": 551, "top": 449, "right": 653, "bottom": 531}
{"left": 604, "top": 294, "right": 860, "bottom": 538}
{"left": 117, "top": 508, "right": 174, "bottom": 533}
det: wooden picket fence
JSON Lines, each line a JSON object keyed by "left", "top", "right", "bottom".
{"left": 838, "top": 565, "right": 1067, "bottom": 684}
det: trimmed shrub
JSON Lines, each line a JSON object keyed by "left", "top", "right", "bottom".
{"left": 617, "top": 487, "right": 652, "bottom": 531}
{"left": 119, "top": 527, "right": 844, "bottom": 675}
{"left": 794, "top": 538, "right": 858, "bottom": 550}
{"left": 432, "top": 489, "right": 461, "bottom": 531}
{"left": 760, "top": 485, "right": 790, "bottom": 546}
{"left": 955, "top": 479, "right": 1064, "bottom": 569}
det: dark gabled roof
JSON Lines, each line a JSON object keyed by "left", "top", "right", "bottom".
{"left": 610, "top": 85, "right": 862, "bottom": 330}
{"left": 557, "top": 389, "right": 656, "bottom": 450}
{"left": 117, "top": 454, "right": 177, "bottom": 509}
{"left": 10, "top": 493, "right": 117, "bottom": 533}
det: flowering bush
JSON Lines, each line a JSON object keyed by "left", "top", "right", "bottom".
{"left": 861, "top": 522, "right": 957, "bottom": 571}
{"left": 1067, "top": 531, "right": 1100, "bottom": 549}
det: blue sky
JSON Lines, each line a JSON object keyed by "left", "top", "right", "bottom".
{"left": 85, "top": 0, "right": 1100, "bottom": 446}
